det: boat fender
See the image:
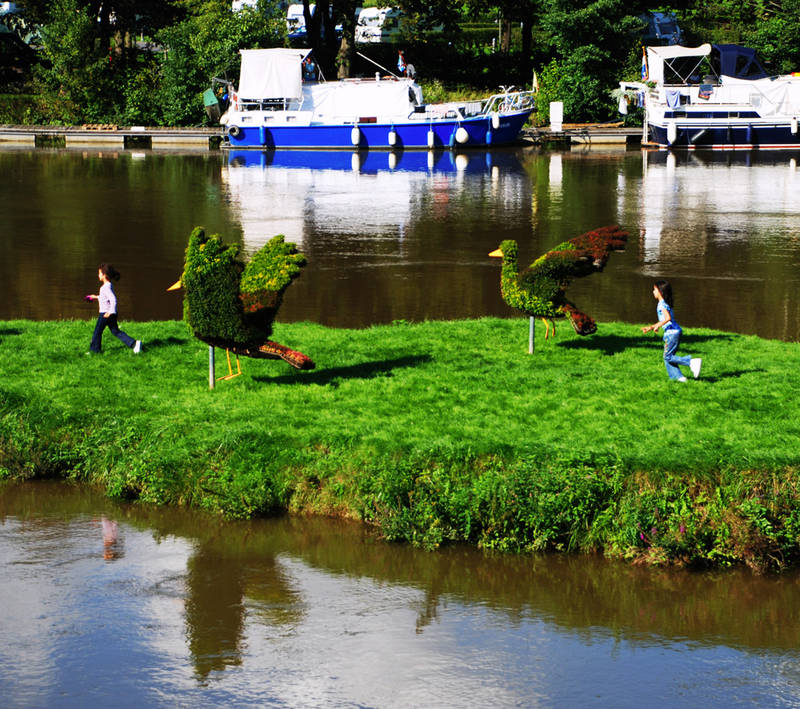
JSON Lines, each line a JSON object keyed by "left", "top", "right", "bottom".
{"left": 227, "top": 125, "right": 241, "bottom": 139}
{"left": 455, "top": 126, "right": 469, "bottom": 144}
{"left": 491, "top": 111, "right": 500, "bottom": 130}
{"left": 792, "top": 117, "right": 798, "bottom": 135}
{"left": 388, "top": 152, "right": 397, "bottom": 170}
{"left": 427, "top": 129, "right": 435, "bottom": 148}
{"left": 259, "top": 126, "right": 266, "bottom": 145}
{"left": 388, "top": 127, "right": 397, "bottom": 146}
{"left": 746, "top": 124, "right": 753, "bottom": 143}
{"left": 485, "top": 129, "right": 493, "bottom": 145}
{"left": 351, "top": 126, "right": 361, "bottom": 147}
{"left": 666, "top": 122, "right": 677, "bottom": 145}
{"left": 449, "top": 131, "right": 456, "bottom": 147}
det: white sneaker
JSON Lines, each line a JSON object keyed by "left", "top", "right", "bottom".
{"left": 690, "top": 358, "right": 702, "bottom": 379}
{"left": 133, "top": 340, "right": 142, "bottom": 354}
{"left": 676, "top": 376, "right": 688, "bottom": 382}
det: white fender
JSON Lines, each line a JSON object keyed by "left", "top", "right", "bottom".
{"left": 455, "top": 126, "right": 469, "bottom": 144}
{"left": 455, "top": 153, "right": 468, "bottom": 171}
{"left": 388, "top": 152, "right": 397, "bottom": 170}
{"left": 491, "top": 111, "right": 500, "bottom": 130}
{"left": 388, "top": 129, "right": 397, "bottom": 146}
{"left": 351, "top": 126, "right": 361, "bottom": 146}
{"left": 791, "top": 117, "right": 798, "bottom": 135}
{"left": 427, "top": 129, "right": 435, "bottom": 148}
{"left": 666, "top": 122, "right": 677, "bottom": 144}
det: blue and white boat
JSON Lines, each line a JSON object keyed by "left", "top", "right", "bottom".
{"left": 619, "top": 44, "right": 800, "bottom": 150}
{"left": 220, "top": 48, "right": 534, "bottom": 150}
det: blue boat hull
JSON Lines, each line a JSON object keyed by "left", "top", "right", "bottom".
{"left": 224, "top": 111, "right": 531, "bottom": 149}
{"left": 650, "top": 122, "right": 800, "bottom": 149}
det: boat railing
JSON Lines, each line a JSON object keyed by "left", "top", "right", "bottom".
{"left": 483, "top": 90, "right": 535, "bottom": 115}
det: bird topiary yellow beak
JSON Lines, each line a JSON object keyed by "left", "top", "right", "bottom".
{"left": 167, "top": 279, "right": 182, "bottom": 291}
{"left": 488, "top": 248, "right": 504, "bottom": 258}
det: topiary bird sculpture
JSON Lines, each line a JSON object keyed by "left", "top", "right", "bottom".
{"left": 169, "top": 227, "right": 314, "bottom": 372}
{"left": 489, "top": 224, "right": 628, "bottom": 341}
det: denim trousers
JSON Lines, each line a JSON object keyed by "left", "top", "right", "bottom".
{"left": 90, "top": 313, "right": 135, "bottom": 352}
{"left": 663, "top": 329, "right": 691, "bottom": 380}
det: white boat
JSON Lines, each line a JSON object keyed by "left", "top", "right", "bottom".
{"left": 619, "top": 43, "right": 800, "bottom": 149}
{"left": 219, "top": 48, "right": 534, "bottom": 150}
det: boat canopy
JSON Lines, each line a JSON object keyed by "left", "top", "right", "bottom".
{"left": 712, "top": 44, "right": 768, "bottom": 80}
{"left": 646, "top": 44, "right": 711, "bottom": 84}
{"left": 237, "top": 48, "right": 309, "bottom": 100}
{"left": 309, "top": 79, "right": 416, "bottom": 121}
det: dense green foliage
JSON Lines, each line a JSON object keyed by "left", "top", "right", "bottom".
{"left": 1, "top": 318, "right": 799, "bottom": 571}
{"left": 2, "top": 0, "right": 800, "bottom": 124}
{"left": 182, "top": 228, "right": 306, "bottom": 346}
{"left": 182, "top": 227, "right": 253, "bottom": 344}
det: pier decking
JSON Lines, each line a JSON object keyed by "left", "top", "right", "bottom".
{"left": 0, "top": 125, "right": 223, "bottom": 150}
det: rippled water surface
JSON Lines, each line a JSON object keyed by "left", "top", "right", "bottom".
{"left": 2, "top": 482, "right": 800, "bottom": 707}
{"left": 2, "top": 147, "right": 799, "bottom": 339}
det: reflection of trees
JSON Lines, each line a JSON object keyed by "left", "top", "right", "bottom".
{"left": 184, "top": 548, "right": 246, "bottom": 677}
{"left": 0, "top": 151, "right": 236, "bottom": 321}
{"left": 183, "top": 542, "right": 303, "bottom": 679}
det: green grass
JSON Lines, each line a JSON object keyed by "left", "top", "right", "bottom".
{"left": 2, "top": 317, "right": 800, "bottom": 570}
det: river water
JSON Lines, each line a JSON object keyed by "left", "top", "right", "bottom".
{"left": 2, "top": 146, "right": 799, "bottom": 339}
{"left": 2, "top": 481, "right": 800, "bottom": 707}
{"left": 3, "top": 146, "right": 800, "bottom": 705}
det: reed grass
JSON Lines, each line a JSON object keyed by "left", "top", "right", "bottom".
{"left": 1, "top": 317, "right": 799, "bottom": 570}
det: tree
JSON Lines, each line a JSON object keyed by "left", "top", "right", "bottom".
{"left": 537, "top": 0, "right": 645, "bottom": 121}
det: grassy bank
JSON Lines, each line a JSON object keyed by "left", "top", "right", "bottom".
{"left": 2, "top": 318, "right": 799, "bottom": 570}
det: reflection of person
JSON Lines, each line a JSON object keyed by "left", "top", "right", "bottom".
{"left": 86, "top": 264, "right": 141, "bottom": 354}
{"left": 101, "top": 516, "right": 122, "bottom": 561}
{"left": 641, "top": 280, "right": 702, "bottom": 382}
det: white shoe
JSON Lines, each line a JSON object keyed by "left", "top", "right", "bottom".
{"left": 133, "top": 340, "right": 142, "bottom": 354}
{"left": 676, "top": 376, "right": 688, "bottom": 382}
{"left": 690, "top": 358, "right": 702, "bottom": 379}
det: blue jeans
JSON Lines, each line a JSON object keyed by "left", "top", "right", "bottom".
{"left": 663, "top": 330, "right": 691, "bottom": 380}
{"left": 90, "top": 313, "right": 135, "bottom": 352}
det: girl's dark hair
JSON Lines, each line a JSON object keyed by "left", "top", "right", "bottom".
{"left": 654, "top": 279, "right": 673, "bottom": 307}
{"left": 99, "top": 263, "right": 121, "bottom": 281}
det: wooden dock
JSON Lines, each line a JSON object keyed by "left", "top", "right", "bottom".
{"left": 522, "top": 124, "right": 643, "bottom": 148}
{"left": 0, "top": 125, "right": 223, "bottom": 150}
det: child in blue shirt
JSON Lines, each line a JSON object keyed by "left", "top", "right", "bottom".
{"left": 641, "top": 280, "right": 701, "bottom": 381}
{"left": 86, "top": 264, "right": 141, "bottom": 354}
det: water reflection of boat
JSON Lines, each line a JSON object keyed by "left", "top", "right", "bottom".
{"left": 222, "top": 149, "right": 525, "bottom": 252}
{"left": 634, "top": 150, "right": 799, "bottom": 269}
{"left": 227, "top": 148, "right": 519, "bottom": 173}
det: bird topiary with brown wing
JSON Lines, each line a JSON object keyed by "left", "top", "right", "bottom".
{"left": 489, "top": 225, "right": 628, "bottom": 340}
{"left": 171, "top": 227, "right": 314, "bottom": 370}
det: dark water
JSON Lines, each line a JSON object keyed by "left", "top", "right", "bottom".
{"left": 2, "top": 481, "right": 800, "bottom": 707}
{"left": 2, "top": 146, "right": 799, "bottom": 340}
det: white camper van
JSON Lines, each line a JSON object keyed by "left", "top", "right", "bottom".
{"left": 355, "top": 7, "right": 402, "bottom": 43}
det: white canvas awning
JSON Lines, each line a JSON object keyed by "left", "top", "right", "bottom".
{"left": 647, "top": 44, "right": 711, "bottom": 84}
{"left": 237, "top": 48, "right": 309, "bottom": 100}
